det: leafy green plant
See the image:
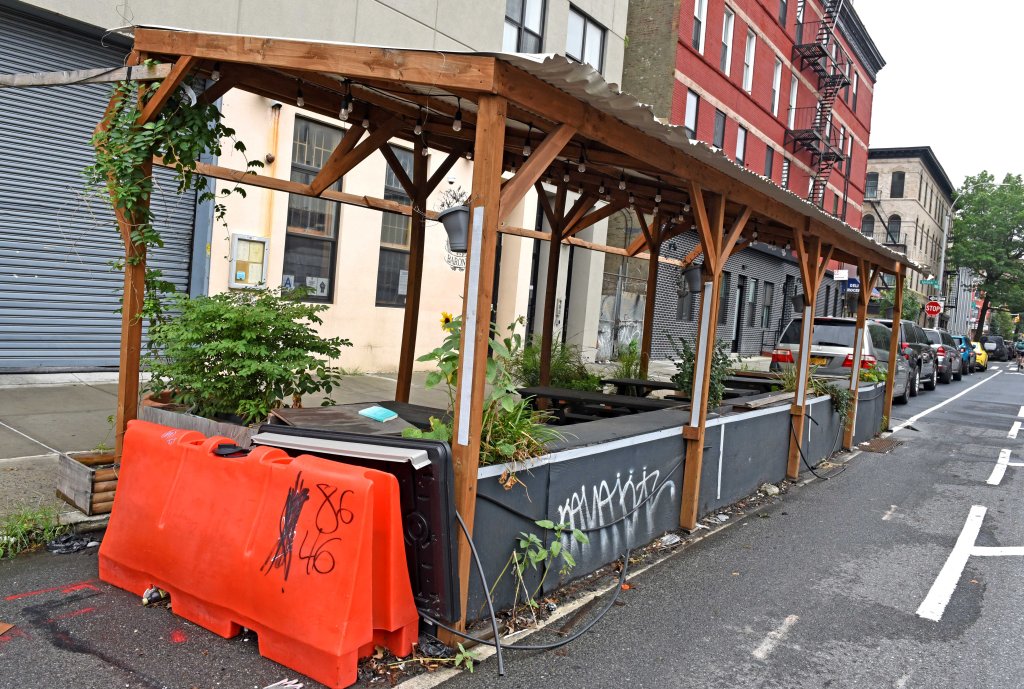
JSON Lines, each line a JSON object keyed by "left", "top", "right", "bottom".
{"left": 506, "top": 338, "right": 601, "bottom": 391}
{"left": 667, "top": 335, "right": 733, "bottom": 411}
{"left": 773, "top": 367, "right": 853, "bottom": 428}
{"left": 877, "top": 288, "right": 923, "bottom": 321}
{"left": 0, "top": 506, "right": 67, "bottom": 559}
{"left": 87, "top": 68, "right": 261, "bottom": 331}
{"left": 613, "top": 338, "right": 642, "bottom": 379}
{"left": 146, "top": 288, "right": 352, "bottom": 424}
{"left": 859, "top": 363, "right": 887, "bottom": 383}
{"left": 403, "top": 315, "right": 560, "bottom": 467}
{"left": 453, "top": 644, "right": 477, "bottom": 673}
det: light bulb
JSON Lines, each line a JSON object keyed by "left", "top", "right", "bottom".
{"left": 296, "top": 85, "right": 304, "bottom": 108}
{"left": 452, "top": 106, "right": 463, "bottom": 132}
{"left": 619, "top": 178, "right": 627, "bottom": 191}
{"left": 785, "top": 243, "right": 792, "bottom": 251}
{"left": 578, "top": 161, "right": 586, "bottom": 173}
{"left": 563, "top": 172, "right": 571, "bottom": 183}
{"left": 422, "top": 145, "right": 429, "bottom": 157}
{"left": 523, "top": 140, "right": 532, "bottom": 157}
{"left": 599, "top": 183, "right": 606, "bottom": 194}
{"left": 510, "top": 165, "right": 517, "bottom": 174}
{"left": 339, "top": 93, "right": 352, "bottom": 121}
{"left": 414, "top": 118, "right": 423, "bottom": 136}
{"left": 210, "top": 63, "right": 221, "bottom": 82}
{"left": 362, "top": 117, "right": 370, "bottom": 129}
{"left": 655, "top": 191, "right": 662, "bottom": 203}
{"left": 683, "top": 204, "right": 691, "bottom": 212}
{"left": 653, "top": 205, "right": 660, "bottom": 215}
{"left": 752, "top": 230, "right": 759, "bottom": 239}
{"left": 628, "top": 193, "right": 635, "bottom": 205}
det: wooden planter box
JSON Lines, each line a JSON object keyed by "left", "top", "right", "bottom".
{"left": 56, "top": 451, "right": 118, "bottom": 516}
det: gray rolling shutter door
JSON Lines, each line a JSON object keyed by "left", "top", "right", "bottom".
{"left": 0, "top": 8, "right": 197, "bottom": 369}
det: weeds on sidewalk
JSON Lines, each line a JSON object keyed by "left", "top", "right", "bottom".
{"left": 0, "top": 505, "right": 67, "bottom": 558}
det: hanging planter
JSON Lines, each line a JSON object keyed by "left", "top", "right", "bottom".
{"left": 437, "top": 205, "right": 470, "bottom": 253}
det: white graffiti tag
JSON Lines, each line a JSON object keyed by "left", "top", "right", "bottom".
{"left": 556, "top": 466, "right": 675, "bottom": 559}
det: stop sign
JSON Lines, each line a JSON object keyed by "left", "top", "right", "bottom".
{"left": 925, "top": 300, "right": 943, "bottom": 317}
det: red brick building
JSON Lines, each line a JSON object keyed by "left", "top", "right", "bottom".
{"left": 625, "top": 0, "right": 884, "bottom": 226}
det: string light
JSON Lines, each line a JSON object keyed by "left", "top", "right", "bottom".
{"left": 599, "top": 181, "right": 606, "bottom": 195}
{"left": 655, "top": 178, "right": 662, "bottom": 203}
{"left": 414, "top": 108, "right": 424, "bottom": 136}
{"left": 628, "top": 192, "right": 635, "bottom": 206}
{"left": 421, "top": 134, "right": 429, "bottom": 157}
{"left": 338, "top": 83, "right": 352, "bottom": 121}
{"left": 618, "top": 171, "right": 627, "bottom": 191}
{"left": 362, "top": 116, "right": 370, "bottom": 129}
{"left": 210, "top": 62, "right": 221, "bottom": 82}
{"left": 577, "top": 146, "right": 587, "bottom": 173}
{"left": 523, "top": 124, "right": 533, "bottom": 157}
{"left": 452, "top": 99, "right": 463, "bottom": 132}
{"left": 296, "top": 82, "right": 305, "bottom": 108}
{"left": 563, "top": 170, "right": 571, "bottom": 183}
{"left": 683, "top": 203, "right": 691, "bottom": 212}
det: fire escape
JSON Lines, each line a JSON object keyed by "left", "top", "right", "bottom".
{"left": 785, "top": 0, "right": 849, "bottom": 209}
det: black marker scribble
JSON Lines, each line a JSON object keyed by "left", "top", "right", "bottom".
{"left": 261, "top": 471, "right": 309, "bottom": 583}
{"left": 297, "top": 483, "right": 355, "bottom": 575}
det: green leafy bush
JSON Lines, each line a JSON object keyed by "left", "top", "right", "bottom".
{"left": 667, "top": 335, "right": 732, "bottom": 412}
{"left": 0, "top": 506, "right": 67, "bottom": 559}
{"left": 506, "top": 338, "right": 602, "bottom": 391}
{"left": 613, "top": 338, "right": 642, "bottom": 380}
{"left": 146, "top": 288, "right": 352, "bottom": 424}
{"left": 404, "top": 315, "right": 559, "bottom": 467}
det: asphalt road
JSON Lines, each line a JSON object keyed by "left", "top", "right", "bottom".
{"left": 1, "top": 361, "right": 1021, "bottom": 688}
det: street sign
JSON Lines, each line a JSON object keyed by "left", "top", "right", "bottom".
{"left": 847, "top": 277, "right": 861, "bottom": 294}
{"left": 834, "top": 269, "right": 848, "bottom": 281}
{"left": 925, "top": 300, "right": 943, "bottom": 317}
{"left": 921, "top": 278, "right": 939, "bottom": 286}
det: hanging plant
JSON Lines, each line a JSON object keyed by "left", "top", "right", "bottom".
{"left": 86, "top": 62, "right": 262, "bottom": 327}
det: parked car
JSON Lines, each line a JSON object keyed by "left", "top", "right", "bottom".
{"left": 950, "top": 334, "right": 975, "bottom": 374}
{"left": 972, "top": 342, "right": 989, "bottom": 371}
{"left": 979, "top": 335, "right": 1009, "bottom": 361}
{"left": 923, "top": 328, "right": 964, "bottom": 383}
{"left": 770, "top": 316, "right": 912, "bottom": 403}
{"left": 877, "top": 319, "right": 938, "bottom": 395}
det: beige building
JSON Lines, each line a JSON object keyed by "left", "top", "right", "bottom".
{"left": 862, "top": 147, "right": 954, "bottom": 302}
{"left": 12, "top": 0, "right": 627, "bottom": 370}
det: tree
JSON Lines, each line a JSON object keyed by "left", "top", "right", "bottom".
{"left": 876, "top": 287, "right": 922, "bottom": 321}
{"left": 990, "top": 310, "right": 1015, "bottom": 339}
{"left": 947, "top": 172, "right": 1024, "bottom": 339}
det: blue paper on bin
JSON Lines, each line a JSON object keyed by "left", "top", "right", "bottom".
{"left": 358, "top": 405, "right": 399, "bottom": 422}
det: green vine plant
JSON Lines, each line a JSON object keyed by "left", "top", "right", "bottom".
{"left": 772, "top": 366, "right": 853, "bottom": 428}
{"left": 667, "top": 335, "right": 734, "bottom": 411}
{"left": 86, "top": 62, "right": 262, "bottom": 331}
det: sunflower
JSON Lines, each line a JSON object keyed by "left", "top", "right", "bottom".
{"left": 440, "top": 311, "right": 454, "bottom": 329}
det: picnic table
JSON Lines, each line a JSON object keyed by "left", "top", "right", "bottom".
{"left": 518, "top": 385, "right": 686, "bottom": 424}
{"left": 600, "top": 377, "right": 678, "bottom": 397}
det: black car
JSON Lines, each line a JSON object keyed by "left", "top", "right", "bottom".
{"left": 980, "top": 335, "right": 1010, "bottom": 361}
{"left": 923, "top": 328, "right": 964, "bottom": 383}
{"left": 878, "top": 319, "right": 938, "bottom": 394}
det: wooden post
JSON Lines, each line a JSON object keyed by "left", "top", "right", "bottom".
{"left": 639, "top": 221, "right": 661, "bottom": 379}
{"left": 538, "top": 183, "right": 567, "bottom": 386}
{"left": 843, "top": 261, "right": 878, "bottom": 448}
{"left": 394, "top": 139, "right": 429, "bottom": 402}
{"left": 447, "top": 95, "right": 507, "bottom": 635}
{"left": 881, "top": 267, "right": 904, "bottom": 429}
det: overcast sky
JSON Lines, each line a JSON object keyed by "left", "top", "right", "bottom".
{"left": 854, "top": 0, "right": 1023, "bottom": 189}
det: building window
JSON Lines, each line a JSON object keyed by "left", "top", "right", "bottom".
{"left": 718, "top": 272, "right": 730, "bottom": 324}
{"left": 779, "top": 0, "right": 787, "bottom": 26}
{"left": 843, "top": 62, "right": 851, "bottom": 101}
{"left": 891, "top": 171, "right": 906, "bottom": 198}
{"left": 787, "top": 74, "right": 798, "bottom": 128}
{"left": 824, "top": 285, "right": 831, "bottom": 316}
{"left": 832, "top": 193, "right": 839, "bottom": 215}
{"left": 865, "top": 172, "right": 878, "bottom": 199}
{"left": 376, "top": 145, "right": 415, "bottom": 307}
{"left": 851, "top": 71, "right": 859, "bottom": 112}
{"left": 283, "top": 117, "right": 343, "bottom": 303}
{"left": 771, "top": 58, "right": 782, "bottom": 117}
{"left": 761, "top": 282, "right": 774, "bottom": 328}
{"left": 846, "top": 135, "right": 854, "bottom": 174}
{"left": 504, "top": 0, "right": 545, "bottom": 52}
{"left": 713, "top": 109, "right": 726, "bottom": 148}
{"left": 862, "top": 214, "right": 875, "bottom": 236}
{"left": 720, "top": 7, "right": 735, "bottom": 75}
{"left": 685, "top": 89, "right": 700, "bottom": 138}
{"left": 742, "top": 29, "right": 756, "bottom": 92}
{"left": 781, "top": 158, "right": 790, "bottom": 189}
{"left": 764, "top": 145, "right": 775, "bottom": 179}
{"left": 735, "top": 126, "right": 746, "bottom": 166}
{"left": 747, "top": 277, "right": 758, "bottom": 326}
{"left": 693, "top": 0, "right": 708, "bottom": 53}
{"left": 566, "top": 6, "right": 605, "bottom": 72}
{"left": 887, "top": 214, "right": 902, "bottom": 243}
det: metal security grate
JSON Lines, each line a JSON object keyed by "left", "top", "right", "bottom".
{"left": 859, "top": 437, "right": 904, "bottom": 453}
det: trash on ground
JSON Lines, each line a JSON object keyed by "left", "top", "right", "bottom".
{"left": 141, "top": 585, "right": 169, "bottom": 607}
{"left": 417, "top": 634, "right": 451, "bottom": 659}
{"left": 656, "top": 533, "right": 682, "bottom": 548}
{"left": 262, "top": 680, "right": 304, "bottom": 689}
{"left": 715, "top": 513, "right": 730, "bottom": 522}
{"left": 759, "top": 483, "right": 781, "bottom": 496}
{"left": 46, "top": 533, "right": 93, "bottom": 554}
{"left": 0, "top": 622, "right": 14, "bottom": 637}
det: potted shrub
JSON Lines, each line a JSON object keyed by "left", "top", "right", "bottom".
{"left": 506, "top": 338, "right": 602, "bottom": 391}
{"left": 143, "top": 288, "right": 352, "bottom": 441}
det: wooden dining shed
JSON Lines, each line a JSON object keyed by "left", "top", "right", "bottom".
{"left": 5, "top": 26, "right": 913, "bottom": 632}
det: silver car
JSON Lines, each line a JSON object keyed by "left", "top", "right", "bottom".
{"left": 770, "top": 316, "right": 912, "bottom": 404}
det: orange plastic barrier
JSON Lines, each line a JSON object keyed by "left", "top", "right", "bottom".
{"left": 99, "top": 420, "right": 418, "bottom": 689}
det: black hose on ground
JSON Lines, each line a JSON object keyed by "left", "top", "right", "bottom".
{"left": 453, "top": 509, "right": 505, "bottom": 676}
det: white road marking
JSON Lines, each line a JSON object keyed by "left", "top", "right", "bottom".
{"left": 917, "top": 505, "right": 987, "bottom": 621}
{"left": 752, "top": 614, "right": 799, "bottom": 660}
{"left": 985, "top": 449, "right": 1024, "bottom": 486}
{"left": 882, "top": 505, "right": 898, "bottom": 521}
{"left": 1009, "top": 421, "right": 1021, "bottom": 440}
{"left": 892, "top": 372, "right": 1002, "bottom": 434}
{"left": 1018, "top": 406, "right": 1024, "bottom": 418}
{"left": 973, "top": 546, "right": 1024, "bottom": 556}
{"left": 0, "top": 419, "right": 59, "bottom": 455}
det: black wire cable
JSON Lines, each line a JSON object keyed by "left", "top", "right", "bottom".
{"left": 420, "top": 546, "right": 631, "bottom": 652}
{"left": 789, "top": 411, "right": 847, "bottom": 480}
{"left": 454, "top": 510, "right": 505, "bottom": 676}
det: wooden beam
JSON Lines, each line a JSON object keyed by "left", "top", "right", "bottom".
{"left": 426, "top": 149, "right": 467, "bottom": 194}
{"left": 309, "top": 118, "right": 401, "bottom": 196}
{"left": 0, "top": 63, "right": 171, "bottom": 88}
{"left": 447, "top": 94, "right": 508, "bottom": 636}
{"left": 197, "top": 72, "right": 239, "bottom": 105}
{"left": 563, "top": 198, "right": 627, "bottom": 238}
{"left": 137, "top": 56, "right": 198, "bottom": 125}
{"left": 395, "top": 138, "right": 429, "bottom": 403}
{"left": 720, "top": 205, "right": 751, "bottom": 262}
{"left": 816, "top": 244, "right": 835, "bottom": 287}
{"left": 689, "top": 182, "right": 716, "bottom": 274}
{"left": 498, "top": 124, "right": 577, "bottom": 220}
{"left": 787, "top": 224, "right": 822, "bottom": 480}
{"left": 379, "top": 142, "right": 416, "bottom": 198}
{"left": 562, "top": 193, "right": 597, "bottom": 237}
{"left": 134, "top": 28, "right": 497, "bottom": 92}
{"left": 498, "top": 224, "right": 685, "bottom": 267}
{"left": 539, "top": 183, "right": 568, "bottom": 386}
{"left": 534, "top": 181, "right": 559, "bottom": 231}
